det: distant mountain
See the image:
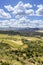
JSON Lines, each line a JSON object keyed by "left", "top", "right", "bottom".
{"left": 0, "top": 27, "right": 43, "bottom": 31}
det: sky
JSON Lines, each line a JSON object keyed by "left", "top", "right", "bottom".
{"left": 0, "top": 0, "right": 43, "bottom": 28}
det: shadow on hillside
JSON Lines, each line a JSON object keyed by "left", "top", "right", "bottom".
{"left": 21, "top": 38, "right": 30, "bottom": 44}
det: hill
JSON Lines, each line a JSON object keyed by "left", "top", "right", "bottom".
{"left": 0, "top": 30, "right": 43, "bottom": 65}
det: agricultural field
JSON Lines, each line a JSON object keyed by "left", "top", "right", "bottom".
{"left": 0, "top": 31, "right": 43, "bottom": 65}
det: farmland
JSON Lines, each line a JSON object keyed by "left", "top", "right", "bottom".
{"left": 0, "top": 31, "right": 43, "bottom": 65}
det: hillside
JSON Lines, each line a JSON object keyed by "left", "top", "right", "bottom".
{"left": 0, "top": 30, "right": 43, "bottom": 65}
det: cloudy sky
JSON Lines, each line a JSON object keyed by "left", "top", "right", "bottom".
{"left": 0, "top": 0, "right": 43, "bottom": 28}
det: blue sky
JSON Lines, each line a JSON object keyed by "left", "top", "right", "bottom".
{"left": 0, "top": 0, "right": 43, "bottom": 28}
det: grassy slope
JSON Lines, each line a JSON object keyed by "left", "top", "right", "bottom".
{"left": 0, "top": 31, "right": 43, "bottom": 65}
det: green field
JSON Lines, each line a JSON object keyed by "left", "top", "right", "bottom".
{"left": 0, "top": 31, "right": 43, "bottom": 65}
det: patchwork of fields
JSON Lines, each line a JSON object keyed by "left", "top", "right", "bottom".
{"left": 0, "top": 31, "right": 43, "bottom": 65}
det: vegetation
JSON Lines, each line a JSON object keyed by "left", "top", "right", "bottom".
{"left": 0, "top": 30, "right": 43, "bottom": 65}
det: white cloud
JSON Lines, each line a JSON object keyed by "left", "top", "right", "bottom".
{"left": 37, "top": 4, "right": 43, "bottom": 8}
{"left": 0, "top": 17, "right": 43, "bottom": 28}
{"left": 0, "top": 9, "right": 11, "bottom": 18}
{"left": 0, "top": 1, "right": 43, "bottom": 28}
{"left": 24, "top": 3, "right": 32, "bottom": 8}
{"left": 25, "top": 9, "right": 34, "bottom": 15}
{"left": 13, "top": 1, "right": 34, "bottom": 16}
{"left": 4, "top": 1, "right": 43, "bottom": 18}
{"left": 4, "top": 1, "right": 34, "bottom": 16}
{"left": 4, "top": 5, "right": 14, "bottom": 11}
{"left": 36, "top": 4, "right": 43, "bottom": 16}
{"left": 4, "top": 1, "right": 32, "bottom": 12}
{"left": 34, "top": 4, "right": 36, "bottom": 7}
{"left": 13, "top": 1, "right": 25, "bottom": 15}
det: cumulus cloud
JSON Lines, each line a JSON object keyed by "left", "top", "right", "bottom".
{"left": 13, "top": 1, "right": 34, "bottom": 15}
{"left": 37, "top": 4, "right": 43, "bottom": 8}
{"left": 0, "top": 1, "right": 43, "bottom": 28}
{"left": 0, "top": 9, "right": 11, "bottom": 18}
{"left": 4, "top": 5, "right": 14, "bottom": 12}
{"left": 4, "top": 1, "right": 34, "bottom": 16}
{"left": 25, "top": 9, "right": 34, "bottom": 15}
{"left": 4, "top": 2, "right": 43, "bottom": 16}
{"left": 24, "top": 3, "right": 32, "bottom": 8}
{"left": 36, "top": 4, "right": 43, "bottom": 16}
{"left": 0, "top": 17, "right": 43, "bottom": 28}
